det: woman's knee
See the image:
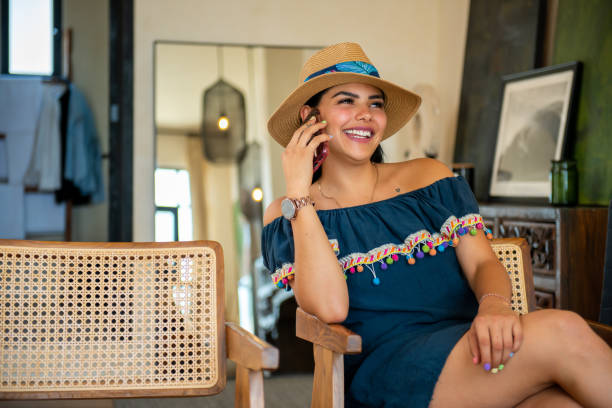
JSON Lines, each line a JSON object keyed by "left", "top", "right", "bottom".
{"left": 530, "top": 310, "right": 594, "bottom": 358}
{"left": 552, "top": 310, "right": 589, "bottom": 337}
{"left": 530, "top": 310, "right": 588, "bottom": 337}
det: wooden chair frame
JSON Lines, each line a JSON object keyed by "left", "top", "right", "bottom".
{"left": 296, "top": 237, "right": 612, "bottom": 408}
{"left": 0, "top": 240, "right": 278, "bottom": 407}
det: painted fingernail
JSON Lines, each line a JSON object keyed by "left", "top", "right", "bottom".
{"left": 321, "top": 120, "right": 327, "bottom": 123}
{"left": 509, "top": 352, "right": 514, "bottom": 358}
{"left": 328, "top": 134, "right": 334, "bottom": 138}
{"left": 491, "top": 368, "right": 499, "bottom": 374}
{"left": 309, "top": 116, "right": 316, "bottom": 121}
{"left": 498, "top": 364, "right": 504, "bottom": 370}
{"left": 484, "top": 363, "right": 491, "bottom": 371}
{"left": 472, "top": 357, "right": 478, "bottom": 365}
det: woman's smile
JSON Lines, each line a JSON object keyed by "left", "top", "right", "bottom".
{"left": 343, "top": 127, "right": 375, "bottom": 143}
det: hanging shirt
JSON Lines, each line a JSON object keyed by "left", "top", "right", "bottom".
{"left": 64, "top": 84, "right": 104, "bottom": 203}
{"left": 23, "top": 83, "right": 66, "bottom": 191}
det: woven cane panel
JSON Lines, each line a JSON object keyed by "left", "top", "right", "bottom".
{"left": 0, "top": 245, "right": 219, "bottom": 393}
{"left": 492, "top": 243, "right": 528, "bottom": 315}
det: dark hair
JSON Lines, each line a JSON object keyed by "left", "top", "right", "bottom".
{"left": 304, "top": 89, "right": 385, "bottom": 183}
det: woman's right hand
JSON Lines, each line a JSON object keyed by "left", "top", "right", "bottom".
{"left": 282, "top": 116, "right": 332, "bottom": 197}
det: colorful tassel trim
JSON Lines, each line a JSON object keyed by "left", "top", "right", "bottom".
{"left": 270, "top": 213, "right": 492, "bottom": 289}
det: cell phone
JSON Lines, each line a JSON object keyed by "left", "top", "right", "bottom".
{"left": 302, "top": 109, "right": 329, "bottom": 173}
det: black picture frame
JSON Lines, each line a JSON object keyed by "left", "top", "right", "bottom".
{"left": 489, "top": 61, "right": 581, "bottom": 202}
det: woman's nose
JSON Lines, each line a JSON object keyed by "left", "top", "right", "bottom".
{"left": 356, "top": 108, "right": 372, "bottom": 121}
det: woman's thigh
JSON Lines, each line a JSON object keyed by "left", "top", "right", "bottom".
{"left": 429, "top": 309, "right": 575, "bottom": 408}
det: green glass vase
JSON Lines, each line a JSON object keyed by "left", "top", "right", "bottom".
{"left": 550, "top": 160, "right": 577, "bottom": 206}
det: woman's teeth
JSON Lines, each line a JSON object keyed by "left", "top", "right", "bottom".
{"left": 344, "top": 129, "right": 372, "bottom": 139}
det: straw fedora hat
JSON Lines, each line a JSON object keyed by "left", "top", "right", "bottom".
{"left": 267, "top": 42, "right": 421, "bottom": 147}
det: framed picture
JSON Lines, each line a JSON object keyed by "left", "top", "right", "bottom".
{"left": 489, "top": 62, "right": 581, "bottom": 200}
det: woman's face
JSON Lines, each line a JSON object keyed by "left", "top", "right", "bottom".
{"left": 311, "top": 82, "right": 387, "bottom": 162}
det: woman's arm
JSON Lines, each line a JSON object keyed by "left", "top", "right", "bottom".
{"left": 264, "top": 199, "right": 348, "bottom": 323}
{"left": 263, "top": 199, "right": 348, "bottom": 323}
{"left": 263, "top": 115, "right": 348, "bottom": 323}
{"left": 456, "top": 226, "right": 523, "bottom": 372}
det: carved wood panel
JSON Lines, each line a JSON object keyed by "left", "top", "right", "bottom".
{"left": 498, "top": 221, "right": 556, "bottom": 276}
{"left": 480, "top": 205, "right": 608, "bottom": 317}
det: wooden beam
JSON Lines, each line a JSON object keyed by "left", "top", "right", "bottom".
{"left": 226, "top": 322, "right": 279, "bottom": 371}
{"left": 588, "top": 320, "right": 612, "bottom": 347}
{"left": 311, "top": 344, "right": 344, "bottom": 408}
{"left": 235, "top": 364, "right": 264, "bottom": 408}
{"left": 296, "top": 308, "right": 361, "bottom": 354}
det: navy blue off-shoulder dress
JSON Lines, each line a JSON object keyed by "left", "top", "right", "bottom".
{"left": 261, "top": 176, "right": 491, "bottom": 407}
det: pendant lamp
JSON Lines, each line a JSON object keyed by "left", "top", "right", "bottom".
{"left": 201, "top": 46, "right": 246, "bottom": 163}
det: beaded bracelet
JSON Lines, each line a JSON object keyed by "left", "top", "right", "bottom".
{"left": 479, "top": 293, "right": 511, "bottom": 305}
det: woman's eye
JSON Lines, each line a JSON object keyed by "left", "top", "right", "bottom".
{"left": 371, "top": 101, "right": 384, "bottom": 108}
{"left": 338, "top": 98, "right": 354, "bottom": 104}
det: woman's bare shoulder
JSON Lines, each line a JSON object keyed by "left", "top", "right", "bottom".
{"left": 386, "top": 158, "right": 454, "bottom": 190}
{"left": 263, "top": 197, "right": 283, "bottom": 227}
{"left": 407, "top": 158, "right": 454, "bottom": 177}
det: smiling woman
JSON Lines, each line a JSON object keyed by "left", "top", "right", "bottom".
{"left": 261, "top": 42, "right": 612, "bottom": 407}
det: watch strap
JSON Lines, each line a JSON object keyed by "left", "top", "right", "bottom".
{"left": 292, "top": 196, "right": 314, "bottom": 211}
{"left": 287, "top": 196, "right": 315, "bottom": 220}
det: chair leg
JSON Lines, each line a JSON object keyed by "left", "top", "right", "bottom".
{"left": 235, "top": 364, "right": 264, "bottom": 408}
{"left": 312, "top": 343, "right": 344, "bottom": 408}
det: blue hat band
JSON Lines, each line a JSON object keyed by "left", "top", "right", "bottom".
{"left": 304, "top": 61, "right": 380, "bottom": 82}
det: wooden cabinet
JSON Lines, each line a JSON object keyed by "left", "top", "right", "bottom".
{"left": 480, "top": 204, "right": 608, "bottom": 320}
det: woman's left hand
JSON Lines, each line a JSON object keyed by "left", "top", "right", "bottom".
{"left": 467, "top": 298, "right": 523, "bottom": 372}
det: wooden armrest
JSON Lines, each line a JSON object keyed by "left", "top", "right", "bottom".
{"left": 225, "top": 322, "right": 279, "bottom": 370}
{"left": 587, "top": 320, "right": 612, "bottom": 347}
{"left": 296, "top": 307, "right": 362, "bottom": 354}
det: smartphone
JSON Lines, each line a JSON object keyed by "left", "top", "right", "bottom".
{"left": 302, "top": 109, "right": 329, "bottom": 172}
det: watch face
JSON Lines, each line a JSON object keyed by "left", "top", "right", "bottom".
{"left": 281, "top": 198, "right": 296, "bottom": 220}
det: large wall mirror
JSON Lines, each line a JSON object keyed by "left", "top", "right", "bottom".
{"left": 153, "top": 42, "right": 320, "bottom": 331}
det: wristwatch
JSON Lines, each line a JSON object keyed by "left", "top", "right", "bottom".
{"left": 281, "top": 196, "right": 314, "bottom": 221}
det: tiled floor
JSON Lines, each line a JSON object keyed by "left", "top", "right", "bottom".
{"left": 115, "top": 373, "right": 313, "bottom": 408}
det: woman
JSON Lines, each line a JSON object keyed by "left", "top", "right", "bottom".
{"left": 262, "top": 42, "right": 612, "bottom": 407}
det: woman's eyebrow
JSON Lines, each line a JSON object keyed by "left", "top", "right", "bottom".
{"left": 331, "top": 91, "right": 358, "bottom": 98}
{"left": 330, "top": 91, "right": 384, "bottom": 99}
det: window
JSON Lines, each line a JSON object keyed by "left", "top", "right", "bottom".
{"left": 154, "top": 168, "right": 193, "bottom": 242}
{"left": 1, "top": 0, "right": 61, "bottom": 76}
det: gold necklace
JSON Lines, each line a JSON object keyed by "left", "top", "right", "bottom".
{"left": 318, "top": 164, "right": 379, "bottom": 208}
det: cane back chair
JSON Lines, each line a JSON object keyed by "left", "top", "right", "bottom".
{"left": 0, "top": 240, "right": 278, "bottom": 407}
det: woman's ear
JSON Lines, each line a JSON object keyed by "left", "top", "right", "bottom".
{"left": 299, "top": 106, "right": 313, "bottom": 124}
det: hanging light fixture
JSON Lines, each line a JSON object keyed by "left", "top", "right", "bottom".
{"left": 201, "top": 46, "right": 246, "bottom": 163}
{"left": 251, "top": 187, "right": 263, "bottom": 202}
{"left": 217, "top": 115, "right": 229, "bottom": 131}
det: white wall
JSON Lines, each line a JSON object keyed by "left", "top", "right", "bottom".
{"left": 156, "top": 133, "right": 190, "bottom": 169}
{"left": 436, "top": 0, "right": 471, "bottom": 166}
{"left": 135, "top": 0, "right": 470, "bottom": 241}
{"left": 262, "top": 47, "right": 321, "bottom": 207}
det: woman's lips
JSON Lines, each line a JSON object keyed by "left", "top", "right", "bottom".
{"left": 343, "top": 128, "right": 374, "bottom": 143}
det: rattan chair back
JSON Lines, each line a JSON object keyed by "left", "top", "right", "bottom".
{"left": 491, "top": 238, "right": 536, "bottom": 313}
{"left": 0, "top": 240, "right": 225, "bottom": 399}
